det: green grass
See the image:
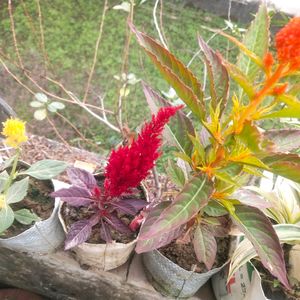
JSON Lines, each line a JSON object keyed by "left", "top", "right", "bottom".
{"left": 0, "top": 0, "right": 240, "bottom": 158}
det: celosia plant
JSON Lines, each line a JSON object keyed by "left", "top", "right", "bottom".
{"left": 0, "top": 118, "right": 67, "bottom": 234}
{"left": 51, "top": 106, "right": 181, "bottom": 249}
{"left": 131, "top": 6, "right": 300, "bottom": 289}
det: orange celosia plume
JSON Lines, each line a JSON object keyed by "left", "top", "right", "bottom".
{"left": 275, "top": 17, "right": 300, "bottom": 70}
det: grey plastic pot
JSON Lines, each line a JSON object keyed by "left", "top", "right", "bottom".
{"left": 142, "top": 249, "right": 227, "bottom": 298}
{"left": 0, "top": 164, "right": 64, "bottom": 254}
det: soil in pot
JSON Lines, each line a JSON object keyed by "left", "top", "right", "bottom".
{"left": 1, "top": 177, "right": 53, "bottom": 238}
{"left": 159, "top": 236, "right": 230, "bottom": 273}
{"left": 253, "top": 244, "right": 300, "bottom": 300}
{"left": 62, "top": 176, "right": 146, "bottom": 244}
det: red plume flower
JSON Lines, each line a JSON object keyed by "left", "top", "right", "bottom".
{"left": 104, "top": 105, "right": 183, "bottom": 197}
{"left": 275, "top": 17, "right": 300, "bottom": 70}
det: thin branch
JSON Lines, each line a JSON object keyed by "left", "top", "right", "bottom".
{"left": 20, "top": 0, "right": 38, "bottom": 39}
{"left": 71, "top": 92, "right": 121, "bottom": 133}
{"left": 8, "top": 0, "right": 24, "bottom": 69}
{"left": 83, "top": 0, "right": 108, "bottom": 103}
{"left": 116, "top": 0, "right": 134, "bottom": 131}
{"left": 153, "top": 0, "right": 168, "bottom": 49}
{"left": 159, "top": 0, "right": 168, "bottom": 49}
{"left": 55, "top": 111, "right": 98, "bottom": 148}
{"left": 0, "top": 58, "right": 35, "bottom": 95}
{"left": 36, "top": 0, "right": 49, "bottom": 70}
{"left": 46, "top": 115, "right": 71, "bottom": 150}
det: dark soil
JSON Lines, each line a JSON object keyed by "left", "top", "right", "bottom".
{"left": 254, "top": 244, "right": 300, "bottom": 300}
{"left": 3, "top": 176, "right": 54, "bottom": 238}
{"left": 62, "top": 176, "right": 146, "bottom": 245}
{"left": 159, "top": 236, "right": 230, "bottom": 273}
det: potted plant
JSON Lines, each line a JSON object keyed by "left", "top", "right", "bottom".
{"left": 213, "top": 173, "right": 300, "bottom": 300}
{"left": 0, "top": 117, "right": 67, "bottom": 253}
{"left": 51, "top": 105, "right": 181, "bottom": 270}
{"left": 130, "top": 5, "right": 300, "bottom": 298}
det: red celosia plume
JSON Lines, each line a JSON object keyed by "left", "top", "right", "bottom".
{"left": 275, "top": 17, "right": 300, "bottom": 70}
{"left": 104, "top": 105, "right": 183, "bottom": 197}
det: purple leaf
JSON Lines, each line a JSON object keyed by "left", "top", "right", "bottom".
{"left": 51, "top": 186, "right": 92, "bottom": 207}
{"left": 100, "top": 219, "right": 112, "bottom": 243}
{"left": 67, "top": 167, "right": 97, "bottom": 189}
{"left": 136, "top": 201, "right": 183, "bottom": 253}
{"left": 232, "top": 205, "right": 290, "bottom": 289}
{"left": 232, "top": 188, "right": 272, "bottom": 209}
{"left": 193, "top": 225, "right": 217, "bottom": 270}
{"left": 105, "top": 213, "right": 132, "bottom": 234}
{"left": 112, "top": 198, "right": 147, "bottom": 215}
{"left": 65, "top": 216, "right": 99, "bottom": 250}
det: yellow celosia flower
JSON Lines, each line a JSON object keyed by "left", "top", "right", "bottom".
{"left": 2, "top": 118, "right": 28, "bottom": 148}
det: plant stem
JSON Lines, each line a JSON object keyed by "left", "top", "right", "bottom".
{"left": 3, "top": 148, "right": 20, "bottom": 195}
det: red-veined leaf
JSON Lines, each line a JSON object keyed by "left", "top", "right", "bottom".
{"left": 198, "top": 36, "right": 229, "bottom": 113}
{"left": 263, "top": 153, "right": 300, "bottom": 183}
{"left": 136, "top": 201, "right": 183, "bottom": 253}
{"left": 130, "top": 23, "right": 205, "bottom": 120}
{"left": 193, "top": 225, "right": 217, "bottom": 270}
{"left": 231, "top": 205, "right": 289, "bottom": 289}
{"left": 232, "top": 188, "right": 272, "bottom": 209}
{"left": 141, "top": 175, "right": 213, "bottom": 239}
{"left": 263, "top": 129, "right": 300, "bottom": 152}
{"left": 142, "top": 82, "right": 195, "bottom": 156}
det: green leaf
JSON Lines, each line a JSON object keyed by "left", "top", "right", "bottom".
{"left": 229, "top": 224, "right": 300, "bottom": 281}
{"left": 20, "top": 160, "right": 67, "bottom": 180}
{"left": 261, "top": 94, "right": 300, "bottom": 119}
{"left": 35, "top": 93, "right": 48, "bottom": 103}
{"left": 142, "top": 82, "right": 195, "bottom": 156}
{"left": 204, "top": 200, "right": 228, "bottom": 217}
{"left": 0, "top": 205, "right": 14, "bottom": 234}
{"left": 166, "top": 159, "right": 186, "bottom": 188}
{"left": 0, "top": 171, "right": 9, "bottom": 193}
{"left": 263, "top": 153, "right": 300, "bottom": 183}
{"left": 3, "top": 155, "right": 17, "bottom": 169}
{"left": 193, "top": 225, "right": 217, "bottom": 270}
{"left": 14, "top": 208, "right": 41, "bottom": 225}
{"left": 142, "top": 175, "right": 213, "bottom": 239}
{"left": 215, "top": 171, "right": 240, "bottom": 186}
{"left": 224, "top": 62, "right": 256, "bottom": 99}
{"left": 263, "top": 129, "right": 300, "bottom": 152}
{"left": 30, "top": 101, "right": 44, "bottom": 108}
{"left": 237, "top": 122, "right": 262, "bottom": 153}
{"left": 262, "top": 108, "right": 300, "bottom": 119}
{"left": 237, "top": 4, "right": 269, "bottom": 82}
{"left": 6, "top": 177, "right": 29, "bottom": 204}
{"left": 188, "top": 134, "right": 205, "bottom": 164}
{"left": 48, "top": 101, "right": 65, "bottom": 112}
{"left": 34, "top": 109, "right": 47, "bottom": 121}
{"left": 130, "top": 23, "right": 205, "bottom": 120}
{"left": 230, "top": 205, "right": 289, "bottom": 289}
{"left": 198, "top": 36, "right": 229, "bottom": 113}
